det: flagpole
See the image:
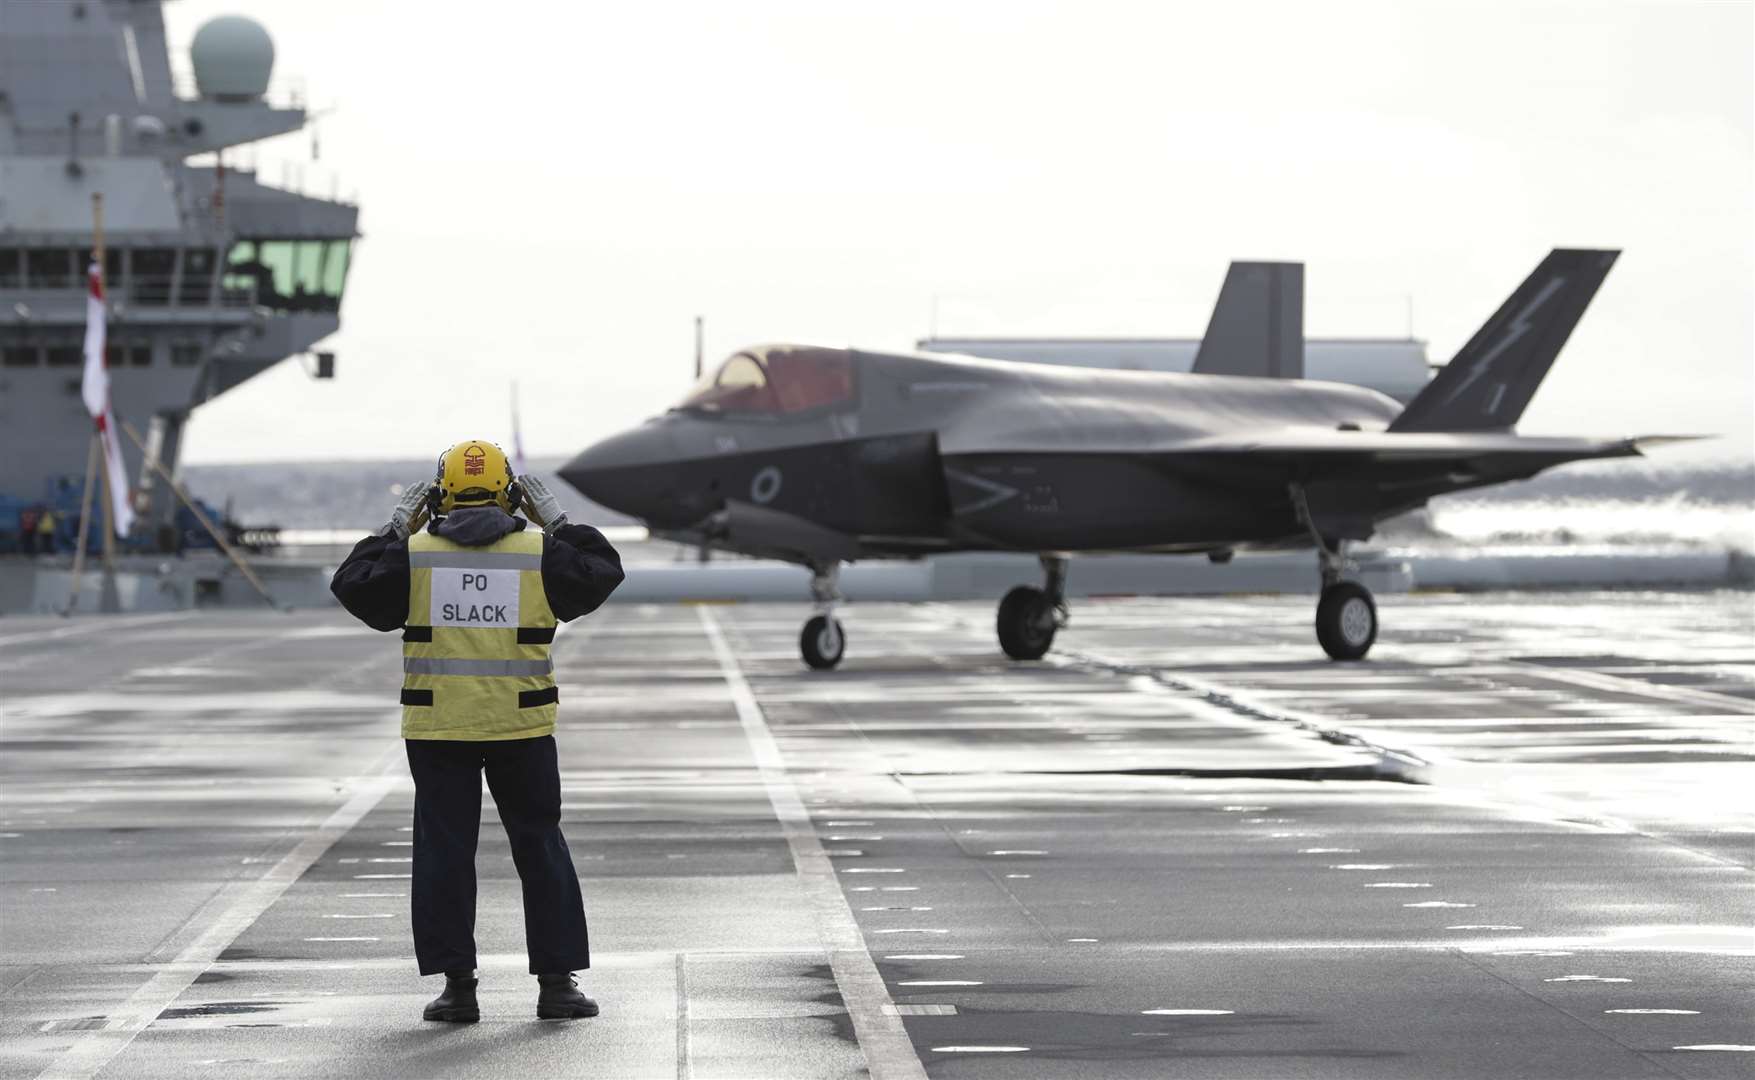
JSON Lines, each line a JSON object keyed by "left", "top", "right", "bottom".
{"left": 63, "top": 432, "right": 100, "bottom": 615}
{"left": 91, "top": 193, "right": 121, "bottom": 613}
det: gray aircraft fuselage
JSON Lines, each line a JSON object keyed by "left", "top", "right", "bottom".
{"left": 561, "top": 345, "right": 1606, "bottom": 563}
{"left": 558, "top": 250, "right": 1664, "bottom": 667}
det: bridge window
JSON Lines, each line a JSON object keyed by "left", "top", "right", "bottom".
{"left": 226, "top": 238, "right": 351, "bottom": 313}
{"left": 320, "top": 239, "right": 351, "bottom": 299}
{"left": 26, "top": 249, "right": 73, "bottom": 288}
{"left": 131, "top": 248, "right": 175, "bottom": 305}
{"left": 679, "top": 346, "right": 855, "bottom": 416}
{"left": 0, "top": 250, "right": 19, "bottom": 288}
{"left": 2, "top": 346, "right": 38, "bottom": 367}
{"left": 179, "top": 248, "right": 217, "bottom": 306}
{"left": 106, "top": 343, "right": 153, "bottom": 367}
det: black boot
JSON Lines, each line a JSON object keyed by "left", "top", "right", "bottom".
{"left": 423, "top": 970, "right": 480, "bottom": 1023}
{"left": 536, "top": 972, "right": 599, "bottom": 1019}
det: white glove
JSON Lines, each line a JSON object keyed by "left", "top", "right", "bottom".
{"left": 519, "top": 475, "right": 569, "bottom": 534}
{"left": 384, "top": 481, "right": 432, "bottom": 539}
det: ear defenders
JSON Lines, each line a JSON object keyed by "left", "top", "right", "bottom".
{"left": 422, "top": 469, "right": 525, "bottom": 519}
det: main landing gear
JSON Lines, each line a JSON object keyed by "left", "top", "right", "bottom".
{"left": 997, "top": 554, "right": 1069, "bottom": 661}
{"left": 1292, "top": 484, "right": 1378, "bottom": 662}
{"left": 1314, "top": 546, "right": 1376, "bottom": 661}
{"left": 799, "top": 562, "right": 846, "bottom": 670}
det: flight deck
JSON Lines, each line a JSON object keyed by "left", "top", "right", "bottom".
{"left": 2, "top": 591, "right": 1751, "bottom": 1079}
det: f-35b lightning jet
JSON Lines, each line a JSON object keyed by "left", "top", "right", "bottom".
{"left": 562, "top": 249, "right": 1685, "bottom": 669}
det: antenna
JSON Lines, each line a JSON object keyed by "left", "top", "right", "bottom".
{"left": 693, "top": 315, "right": 704, "bottom": 381}
{"left": 1405, "top": 293, "right": 1414, "bottom": 340}
{"left": 510, "top": 381, "right": 528, "bottom": 476}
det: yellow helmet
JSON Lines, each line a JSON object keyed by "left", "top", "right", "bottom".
{"left": 433, "top": 439, "right": 518, "bottom": 514}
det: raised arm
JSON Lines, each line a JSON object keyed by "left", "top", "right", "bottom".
{"left": 329, "top": 481, "right": 429, "bottom": 631}
{"left": 541, "top": 524, "right": 625, "bottom": 621}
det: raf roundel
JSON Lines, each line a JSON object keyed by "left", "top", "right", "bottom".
{"left": 751, "top": 465, "right": 783, "bottom": 505}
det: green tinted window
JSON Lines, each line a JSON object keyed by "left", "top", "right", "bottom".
{"left": 223, "top": 239, "right": 347, "bottom": 311}
{"left": 257, "top": 241, "right": 297, "bottom": 298}
{"left": 321, "top": 240, "right": 350, "bottom": 298}
{"left": 293, "top": 241, "right": 324, "bottom": 298}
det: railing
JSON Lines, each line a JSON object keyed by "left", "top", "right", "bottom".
{"left": 0, "top": 276, "right": 259, "bottom": 310}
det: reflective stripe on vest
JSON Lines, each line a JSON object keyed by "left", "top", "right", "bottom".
{"left": 403, "top": 657, "right": 553, "bottom": 677}
{"left": 402, "top": 526, "right": 558, "bottom": 740}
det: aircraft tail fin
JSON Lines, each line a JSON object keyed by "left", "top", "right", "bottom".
{"left": 1391, "top": 249, "right": 1619, "bottom": 432}
{"left": 1191, "top": 261, "right": 1304, "bottom": 379}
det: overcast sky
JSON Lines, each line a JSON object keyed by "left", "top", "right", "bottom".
{"left": 166, "top": 0, "right": 1753, "bottom": 465}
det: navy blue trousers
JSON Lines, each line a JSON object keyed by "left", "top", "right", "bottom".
{"left": 404, "top": 735, "right": 590, "bottom": 976}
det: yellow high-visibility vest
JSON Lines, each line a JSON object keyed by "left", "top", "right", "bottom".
{"left": 402, "top": 528, "right": 557, "bottom": 740}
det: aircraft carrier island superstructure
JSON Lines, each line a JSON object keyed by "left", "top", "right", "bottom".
{"left": 0, "top": 0, "right": 356, "bottom": 544}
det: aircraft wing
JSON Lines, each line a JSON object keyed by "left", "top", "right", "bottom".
{"left": 938, "top": 427, "right": 1701, "bottom": 548}
{"left": 1157, "top": 429, "right": 1695, "bottom": 461}
{"left": 1141, "top": 430, "right": 1698, "bottom": 542}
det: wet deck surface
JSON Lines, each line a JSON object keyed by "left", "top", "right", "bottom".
{"left": 2, "top": 591, "right": 1752, "bottom": 1079}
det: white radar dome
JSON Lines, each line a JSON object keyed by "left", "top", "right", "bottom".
{"left": 190, "top": 15, "right": 275, "bottom": 101}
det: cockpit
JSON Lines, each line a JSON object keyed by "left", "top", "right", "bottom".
{"left": 676, "top": 345, "right": 856, "bottom": 416}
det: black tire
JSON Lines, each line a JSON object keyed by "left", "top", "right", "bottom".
{"left": 1316, "top": 581, "right": 1377, "bottom": 661}
{"left": 800, "top": 614, "right": 846, "bottom": 670}
{"left": 997, "top": 585, "right": 1057, "bottom": 660}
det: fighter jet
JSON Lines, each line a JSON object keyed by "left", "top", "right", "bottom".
{"left": 562, "top": 249, "right": 1685, "bottom": 669}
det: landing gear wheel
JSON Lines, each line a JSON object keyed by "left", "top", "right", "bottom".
{"left": 1316, "top": 581, "right": 1377, "bottom": 661}
{"left": 998, "top": 585, "right": 1058, "bottom": 661}
{"left": 800, "top": 614, "right": 846, "bottom": 670}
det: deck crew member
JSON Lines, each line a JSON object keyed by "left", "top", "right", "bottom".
{"left": 19, "top": 506, "right": 39, "bottom": 555}
{"left": 35, "top": 508, "right": 57, "bottom": 555}
{"left": 331, "top": 439, "right": 623, "bottom": 1023}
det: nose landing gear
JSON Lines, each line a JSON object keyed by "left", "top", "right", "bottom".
{"left": 997, "top": 554, "right": 1069, "bottom": 660}
{"left": 799, "top": 562, "right": 846, "bottom": 670}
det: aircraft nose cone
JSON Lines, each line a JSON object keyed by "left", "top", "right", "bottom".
{"left": 559, "top": 425, "right": 677, "bottom": 522}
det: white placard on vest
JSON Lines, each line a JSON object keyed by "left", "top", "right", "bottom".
{"left": 430, "top": 568, "right": 521, "bottom": 627}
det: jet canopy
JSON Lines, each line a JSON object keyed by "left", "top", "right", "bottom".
{"left": 678, "top": 345, "right": 855, "bottom": 416}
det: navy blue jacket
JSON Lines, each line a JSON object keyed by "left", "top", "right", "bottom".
{"left": 331, "top": 507, "right": 624, "bottom": 633}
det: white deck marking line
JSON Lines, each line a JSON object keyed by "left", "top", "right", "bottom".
{"left": 1028, "top": 641, "right": 1434, "bottom": 780}
{"left": 1509, "top": 660, "right": 1755, "bottom": 717}
{"left": 35, "top": 749, "right": 401, "bottom": 1080}
{"left": 698, "top": 607, "right": 928, "bottom": 1080}
{"left": 675, "top": 953, "right": 692, "bottom": 1080}
{"left": 0, "top": 610, "right": 196, "bottom": 649}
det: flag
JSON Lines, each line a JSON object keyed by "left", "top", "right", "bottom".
{"left": 510, "top": 381, "right": 528, "bottom": 477}
{"left": 82, "top": 261, "right": 134, "bottom": 537}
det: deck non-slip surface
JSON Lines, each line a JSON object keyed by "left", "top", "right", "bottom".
{"left": 1, "top": 592, "right": 1751, "bottom": 1078}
